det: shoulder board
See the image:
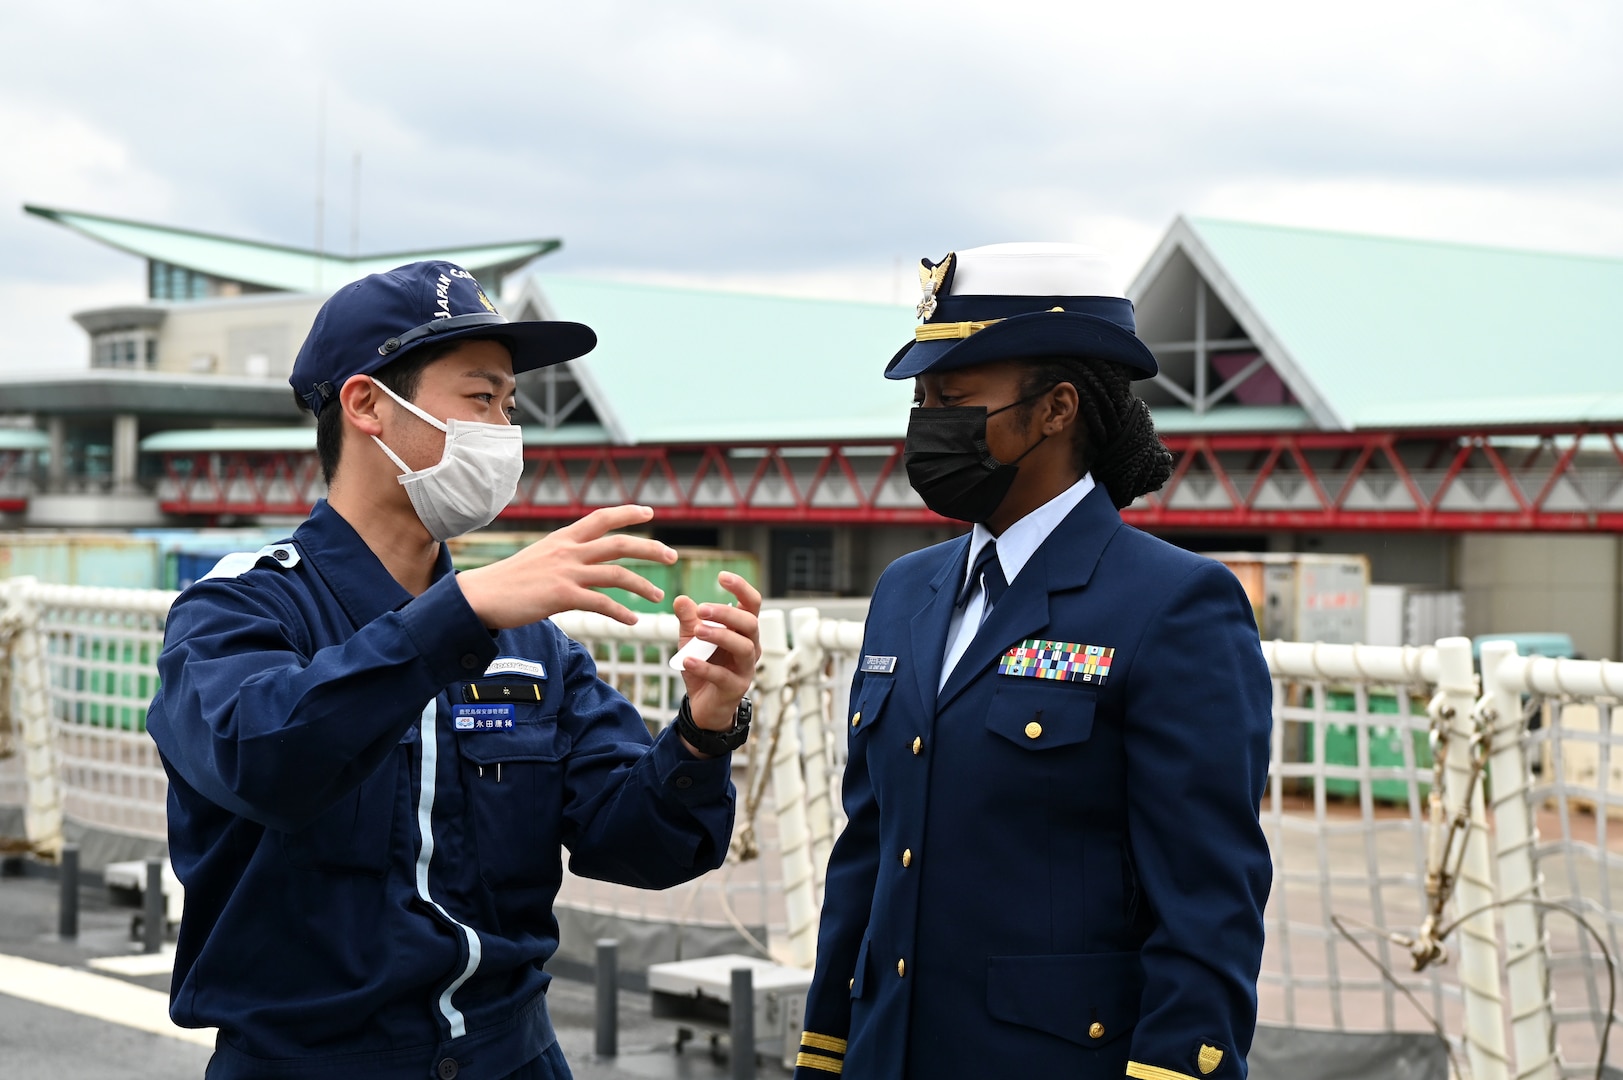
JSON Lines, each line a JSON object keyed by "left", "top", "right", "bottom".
{"left": 199, "top": 543, "right": 302, "bottom": 582}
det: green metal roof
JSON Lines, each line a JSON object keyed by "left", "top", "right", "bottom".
{"left": 1171, "top": 217, "right": 1623, "bottom": 430}
{"left": 0, "top": 429, "right": 48, "bottom": 451}
{"left": 520, "top": 276, "right": 917, "bottom": 444}
{"left": 139, "top": 422, "right": 613, "bottom": 453}
{"left": 1149, "top": 405, "right": 1314, "bottom": 434}
{"left": 141, "top": 428, "right": 315, "bottom": 452}
{"left": 25, "top": 205, "right": 560, "bottom": 294}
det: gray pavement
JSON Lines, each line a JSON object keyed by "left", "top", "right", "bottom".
{"left": 0, "top": 870, "right": 778, "bottom": 1079}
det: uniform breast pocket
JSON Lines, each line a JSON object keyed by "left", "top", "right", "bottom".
{"left": 282, "top": 756, "right": 400, "bottom": 876}
{"left": 986, "top": 680, "right": 1096, "bottom": 752}
{"left": 849, "top": 677, "right": 895, "bottom": 742}
{"left": 457, "top": 711, "right": 572, "bottom": 889}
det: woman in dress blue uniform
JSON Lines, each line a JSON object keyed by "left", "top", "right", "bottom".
{"left": 793, "top": 244, "right": 1272, "bottom": 1080}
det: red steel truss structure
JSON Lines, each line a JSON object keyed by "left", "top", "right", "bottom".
{"left": 146, "top": 425, "right": 1623, "bottom": 532}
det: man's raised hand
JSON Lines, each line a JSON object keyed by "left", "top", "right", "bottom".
{"left": 457, "top": 505, "right": 676, "bottom": 630}
{"left": 673, "top": 572, "right": 763, "bottom": 732}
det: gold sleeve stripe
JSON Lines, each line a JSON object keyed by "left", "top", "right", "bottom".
{"left": 795, "top": 1051, "right": 845, "bottom": 1074}
{"left": 1127, "top": 1062, "right": 1200, "bottom": 1080}
{"left": 799, "top": 1032, "right": 848, "bottom": 1054}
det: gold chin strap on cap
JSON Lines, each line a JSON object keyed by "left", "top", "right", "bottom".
{"left": 912, "top": 306, "right": 1065, "bottom": 343}
{"left": 913, "top": 319, "right": 1003, "bottom": 342}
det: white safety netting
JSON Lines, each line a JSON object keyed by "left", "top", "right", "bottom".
{"left": 1510, "top": 687, "right": 1623, "bottom": 1077}
{"left": 6, "top": 578, "right": 1623, "bottom": 1078}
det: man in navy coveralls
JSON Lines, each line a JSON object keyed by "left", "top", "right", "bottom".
{"left": 148, "top": 262, "right": 761, "bottom": 1080}
{"left": 792, "top": 244, "right": 1272, "bottom": 1080}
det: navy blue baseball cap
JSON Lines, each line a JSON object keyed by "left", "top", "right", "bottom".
{"left": 291, "top": 260, "right": 597, "bottom": 414}
{"left": 886, "top": 242, "right": 1157, "bottom": 381}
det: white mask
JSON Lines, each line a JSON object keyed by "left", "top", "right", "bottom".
{"left": 369, "top": 379, "right": 524, "bottom": 541}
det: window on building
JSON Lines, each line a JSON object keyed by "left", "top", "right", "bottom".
{"left": 513, "top": 362, "right": 600, "bottom": 429}
{"left": 91, "top": 330, "right": 158, "bottom": 370}
{"left": 149, "top": 260, "right": 213, "bottom": 301}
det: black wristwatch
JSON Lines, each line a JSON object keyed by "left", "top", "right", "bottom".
{"left": 675, "top": 694, "right": 753, "bottom": 755}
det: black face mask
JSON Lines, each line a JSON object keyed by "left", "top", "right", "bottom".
{"left": 903, "top": 392, "right": 1050, "bottom": 523}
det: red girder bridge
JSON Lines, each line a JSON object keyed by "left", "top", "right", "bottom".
{"left": 149, "top": 424, "right": 1623, "bottom": 533}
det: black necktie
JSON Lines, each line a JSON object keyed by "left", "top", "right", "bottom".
{"left": 957, "top": 540, "right": 1008, "bottom": 611}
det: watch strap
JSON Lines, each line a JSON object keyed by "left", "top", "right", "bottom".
{"left": 676, "top": 695, "right": 752, "bottom": 754}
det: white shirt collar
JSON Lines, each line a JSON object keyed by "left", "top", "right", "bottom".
{"left": 960, "top": 472, "right": 1097, "bottom": 594}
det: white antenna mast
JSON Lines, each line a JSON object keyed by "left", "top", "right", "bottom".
{"left": 314, "top": 84, "right": 326, "bottom": 289}
{"left": 350, "top": 151, "right": 361, "bottom": 258}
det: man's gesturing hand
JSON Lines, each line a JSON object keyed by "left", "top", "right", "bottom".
{"left": 456, "top": 505, "right": 676, "bottom": 630}
{"left": 673, "top": 572, "right": 763, "bottom": 735}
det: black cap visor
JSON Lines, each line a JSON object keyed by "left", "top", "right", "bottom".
{"left": 886, "top": 310, "right": 1158, "bottom": 381}
{"left": 393, "top": 317, "right": 597, "bottom": 374}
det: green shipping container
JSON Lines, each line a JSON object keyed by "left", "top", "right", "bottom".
{"left": 596, "top": 550, "right": 762, "bottom": 615}
{"left": 1307, "top": 689, "right": 1433, "bottom": 802}
{"left": 599, "top": 558, "right": 683, "bottom": 615}
{"left": 678, "top": 551, "right": 762, "bottom": 607}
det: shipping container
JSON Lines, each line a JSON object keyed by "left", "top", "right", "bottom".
{"left": 136, "top": 528, "right": 289, "bottom": 589}
{"left": 1206, "top": 552, "right": 1370, "bottom": 644}
{"left": 0, "top": 533, "right": 159, "bottom": 588}
{"left": 1307, "top": 689, "right": 1433, "bottom": 802}
{"left": 678, "top": 552, "right": 763, "bottom": 607}
{"left": 1365, "top": 585, "right": 1465, "bottom": 647}
{"left": 444, "top": 531, "right": 553, "bottom": 572}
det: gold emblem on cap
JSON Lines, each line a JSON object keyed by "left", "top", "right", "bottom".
{"left": 477, "top": 289, "right": 498, "bottom": 314}
{"left": 916, "top": 253, "right": 954, "bottom": 320}
{"left": 1198, "top": 1044, "right": 1224, "bottom": 1074}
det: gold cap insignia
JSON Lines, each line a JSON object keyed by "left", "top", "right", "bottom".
{"left": 1198, "top": 1044, "right": 1224, "bottom": 1074}
{"left": 477, "top": 289, "right": 498, "bottom": 314}
{"left": 916, "top": 253, "right": 953, "bottom": 320}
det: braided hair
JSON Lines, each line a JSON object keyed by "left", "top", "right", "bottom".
{"left": 1019, "top": 357, "right": 1174, "bottom": 509}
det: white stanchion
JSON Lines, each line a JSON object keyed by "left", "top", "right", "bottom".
{"left": 756, "top": 611, "right": 819, "bottom": 968}
{"left": 1436, "top": 636, "right": 1511, "bottom": 1080}
{"left": 2, "top": 579, "right": 63, "bottom": 859}
{"left": 1479, "top": 640, "right": 1560, "bottom": 1080}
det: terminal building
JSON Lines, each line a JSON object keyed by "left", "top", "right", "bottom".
{"left": 4, "top": 206, "right": 1623, "bottom": 656}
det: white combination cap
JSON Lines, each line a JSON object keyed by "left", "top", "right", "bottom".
{"left": 948, "top": 242, "right": 1122, "bottom": 299}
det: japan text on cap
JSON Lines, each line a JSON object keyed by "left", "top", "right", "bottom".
{"left": 885, "top": 242, "right": 1158, "bottom": 381}
{"left": 290, "top": 260, "right": 597, "bottom": 414}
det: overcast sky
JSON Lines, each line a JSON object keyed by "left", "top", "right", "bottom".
{"left": 2, "top": 0, "right": 1620, "bottom": 373}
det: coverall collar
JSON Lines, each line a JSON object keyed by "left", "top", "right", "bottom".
{"left": 295, "top": 499, "right": 457, "bottom": 630}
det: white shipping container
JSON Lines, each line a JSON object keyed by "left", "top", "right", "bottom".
{"left": 1206, "top": 552, "right": 1370, "bottom": 644}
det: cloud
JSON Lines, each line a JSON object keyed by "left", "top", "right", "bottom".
{"left": 1192, "top": 178, "right": 1623, "bottom": 258}
{"left": 2, "top": 0, "right": 1619, "bottom": 373}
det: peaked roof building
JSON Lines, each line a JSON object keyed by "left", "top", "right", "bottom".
{"left": 8, "top": 205, "right": 1623, "bottom": 544}
{"left": 10, "top": 206, "right": 1623, "bottom": 649}
{"left": 1131, "top": 217, "right": 1623, "bottom": 432}
{"left": 24, "top": 205, "right": 558, "bottom": 299}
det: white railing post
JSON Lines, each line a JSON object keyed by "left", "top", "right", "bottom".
{"left": 758, "top": 610, "right": 819, "bottom": 968}
{"left": 1479, "top": 640, "right": 1558, "bottom": 1080}
{"left": 1436, "top": 636, "right": 1510, "bottom": 1080}
{"left": 2, "top": 579, "right": 64, "bottom": 860}
{"left": 790, "top": 607, "right": 837, "bottom": 898}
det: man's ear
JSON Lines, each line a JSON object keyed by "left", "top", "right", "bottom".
{"left": 1044, "top": 381, "right": 1079, "bottom": 437}
{"left": 339, "top": 374, "right": 386, "bottom": 438}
